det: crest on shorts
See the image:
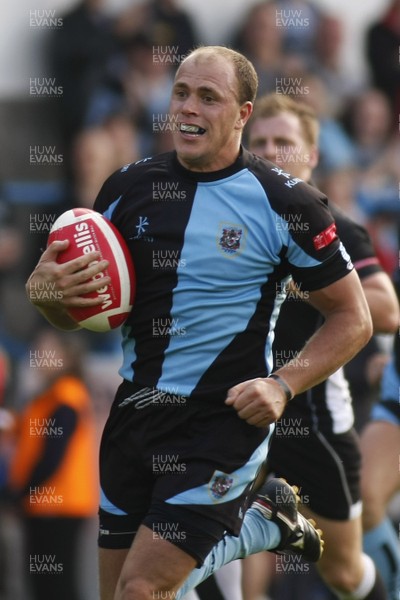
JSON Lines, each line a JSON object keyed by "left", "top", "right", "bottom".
{"left": 209, "top": 471, "right": 234, "bottom": 500}
{"left": 218, "top": 223, "right": 246, "bottom": 256}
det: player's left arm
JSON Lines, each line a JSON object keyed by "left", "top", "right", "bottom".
{"left": 359, "top": 271, "right": 399, "bottom": 334}
{"left": 226, "top": 269, "right": 372, "bottom": 427}
{"left": 280, "top": 268, "right": 372, "bottom": 395}
{"left": 288, "top": 268, "right": 398, "bottom": 334}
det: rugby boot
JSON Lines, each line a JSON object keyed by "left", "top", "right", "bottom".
{"left": 251, "top": 477, "right": 324, "bottom": 562}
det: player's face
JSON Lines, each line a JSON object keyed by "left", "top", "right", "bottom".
{"left": 170, "top": 54, "right": 252, "bottom": 172}
{"left": 248, "top": 111, "right": 317, "bottom": 180}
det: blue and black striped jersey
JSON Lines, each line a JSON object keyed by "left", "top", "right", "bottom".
{"left": 94, "top": 148, "right": 352, "bottom": 401}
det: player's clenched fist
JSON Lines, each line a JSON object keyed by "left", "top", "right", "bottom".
{"left": 225, "top": 377, "right": 289, "bottom": 427}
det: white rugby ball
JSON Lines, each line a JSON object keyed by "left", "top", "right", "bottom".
{"left": 47, "top": 207, "right": 135, "bottom": 332}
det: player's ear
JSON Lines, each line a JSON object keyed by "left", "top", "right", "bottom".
{"left": 309, "top": 144, "right": 319, "bottom": 170}
{"left": 236, "top": 101, "right": 253, "bottom": 130}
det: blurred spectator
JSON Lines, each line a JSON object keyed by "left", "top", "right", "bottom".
{"left": 70, "top": 127, "right": 118, "bottom": 209}
{"left": 355, "top": 133, "right": 400, "bottom": 223}
{"left": 103, "top": 113, "right": 141, "bottom": 166}
{"left": 275, "top": 0, "right": 323, "bottom": 61}
{"left": 360, "top": 264, "right": 400, "bottom": 600}
{"left": 116, "top": 32, "right": 176, "bottom": 155}
{"left": 310, "top": 13, "right": 362, "bottom": 114}
{"left": 316, "top": 87, "right": 398, "bottom": 426}
{"left": 317, "top": 165, "right": 364, "bottom": 223}
{"left": 0, "top": 406, "right": 17, "bottom": 600}
{"left": 0, "top": 194, "right": 24, "bottom": 278}
{"left": 340, "top": 88, "right": 394, "bottom": 170}
{"left": 104, "top": 0, "right": 200, "bottom": 155}
{"left": 298, "top": 74, "right": 356, "bottom": 179}
{"left": 115, "top": 0, "right": 199, "bottom": 57}
{"left": 0, "top": 346, "right": 13, "bottom": 598}
{"left": 49, "top": 0, "right": 121, "bottom": 152}
{"left": 231, "top": 1, "right": 287, "bottom": 96}
{"left": 366, "top": 0, "right": 400, "bottom": 128}
{"left": 364, "top": 212, "right": 399, "bottom": 278}
{"left": 0, "top": 192, "right": 27, "bottom": 378}
{"left": 69, "top": 118, "right": 139, "bottom": 209}
{"left": 338, "top": 88, "right": 399, "bottom": 274}
{"left": 7, "top": 329, "right": 98, "bottom": 600}
{"left": 147, "top": 0, "right": 199, "bottom": 55}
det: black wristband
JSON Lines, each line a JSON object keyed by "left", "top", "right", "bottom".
{"left": 268, "top": 373, "right": 294, "bottom": 402}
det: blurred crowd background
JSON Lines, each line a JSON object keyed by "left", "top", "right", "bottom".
{"left": 0, "top": 1, "right": 399, "bottom": 599}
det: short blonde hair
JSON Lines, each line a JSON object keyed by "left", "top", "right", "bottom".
{"left": 177, "top": 45, "right": 259, "bottom": 105}
{"left": 249, "top": 93, "right": 320, "bottom": 147}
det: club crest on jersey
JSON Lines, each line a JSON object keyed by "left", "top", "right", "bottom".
{"left": 218, "top": 223, "right": 245, "bottom": 256}
{"left": 209, "top": 471, "right": 234, "bottom": 500}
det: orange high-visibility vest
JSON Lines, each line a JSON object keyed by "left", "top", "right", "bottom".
{"left": 9, "top": 375, "right": 98, "bottom": 517}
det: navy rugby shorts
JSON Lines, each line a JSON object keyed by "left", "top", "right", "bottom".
{"left": 98, "top": 380, "right": 273, "bottom": 564}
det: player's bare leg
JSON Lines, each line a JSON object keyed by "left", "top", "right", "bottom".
{"left": 360, "top": 421, "right": 399, "bottom": 532}
{"left": 113, "top": 524, "right": 196, "bottom": 600}
{"left": 361, "top": 421, "right": 400, "bottom": 599}
{"left": 300, "top": 505, "right": 385, "bottom": 599}
{"left": 99, "top": 548, "right": 129, "bottom": 600}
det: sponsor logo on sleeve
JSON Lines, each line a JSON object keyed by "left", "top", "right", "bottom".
{"left": 312, "top": 223, "right": 337, "bottom": 250}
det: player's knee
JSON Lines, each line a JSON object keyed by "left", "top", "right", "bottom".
{"left": 118, "top": 575, "right": 156, "bottom": 600}
{"left": 320, "top": 558, "right": 363, "bottom": 593}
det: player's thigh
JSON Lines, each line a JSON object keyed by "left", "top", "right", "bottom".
{"left": 360, "top": 421, "right": 400, "bottom": 528}
{"left": 99, "top": 547, "right": 130, "bottom": 600}
{"left": 115, "top": 524, "right": 197, "bottom": 597}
